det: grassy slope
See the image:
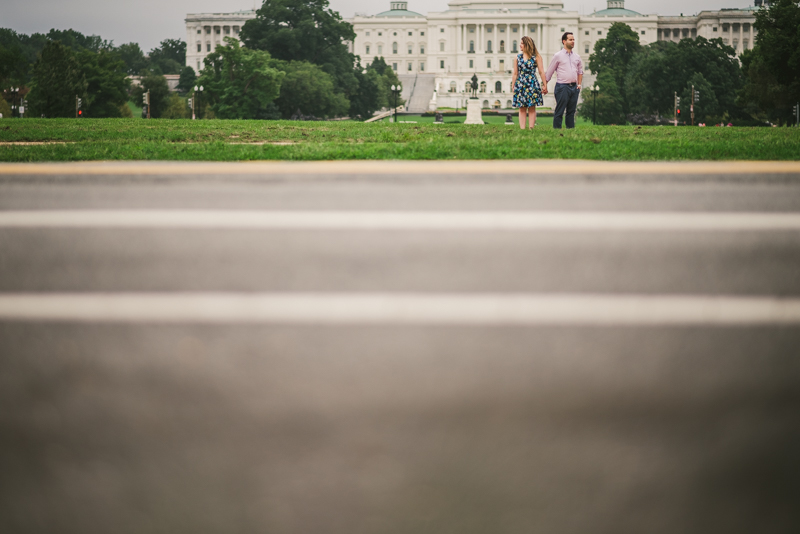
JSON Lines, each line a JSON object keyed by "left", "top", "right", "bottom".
{"left": 0, "top": 119, "right": 797, "bottom": 161}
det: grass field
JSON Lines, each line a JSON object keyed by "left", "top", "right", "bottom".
{"left": 0, "top": 118, "right": 797, "bottom": 161}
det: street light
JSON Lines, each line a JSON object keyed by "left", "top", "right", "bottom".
{"left": 590, "top": 84, "right": 599, "bottom": 125}
{"left": 11, "top": 87, "right": 19, "bottom": 118}
{"left": 390, "top": 84, "right": 402, "bottom": 123}
{"left": 193, "top": 85, "right": 204, "bottom": 119}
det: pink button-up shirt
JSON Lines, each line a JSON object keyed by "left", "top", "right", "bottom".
{"left": 545, "top": 49, "right": 584, "bottom": 84}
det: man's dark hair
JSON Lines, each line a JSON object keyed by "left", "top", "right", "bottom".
{"left": 562, "top": 32, "right": 573, "bottom": 42}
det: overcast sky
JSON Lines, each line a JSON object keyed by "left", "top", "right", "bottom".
{"left": 3, "top": 0, "right": 756, "bottom": 52}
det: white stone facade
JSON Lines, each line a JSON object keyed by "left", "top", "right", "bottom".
{"left": 347, "top": 0, "right": 758, "bottom": 110}
{"left": 185, "top": 10, "right": 256, "bottom": 73}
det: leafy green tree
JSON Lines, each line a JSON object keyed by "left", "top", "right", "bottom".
{"left": 588, "top": 22, "right": 641, "bottom": 112}
{"left": 348, "top": 65, "right": 381, "bottom": 120}
{"left": 681, "top": 72, "right": 719, "bottom": 124}
{"left": 739, "top": 0, "right": 800, "bottom": 124}
{"left": 578, "top": 70, "right": 626, "bottom": 125}
{"left": 271, "top": 60, "right": 348, "bottom": 118}
{"left": 161, "top": 92, "right": 189, "bottom": 119}
{"left": 0, "top": 29, "right": 29, "bottom": 87}
{"left": 0, "top": 97, "right": 11, "bottom": 117}
{"left": 625, "top": 37, "right": 742, "bottom": 118}
{"left": 367, "top": 57, "right": 405, "bottom": 109}
{"left": 196, "top": 38, "right": 284, "bottom": 119}
{"left": 46, "top": 29, "right": 108, "bottom": 52}
{"left": 149, "top": 39, "right": 186, "bottom": 75}
{"left": 241, "top": 0, "right": 357, "bottom": 101}
{"left": 76, "top": 49, "right": 130, "bottom": 117}
{"left": 177, "top": 66, "right": 197, "bottom": 93}
{"left": 130, "top": 72, "right": 171, "bottom": 118}
{"left": 117, "top": 42, "right": 150, "bottom": 75}
{"left": 28, "top": 41, "right": 87, "bottom": 118}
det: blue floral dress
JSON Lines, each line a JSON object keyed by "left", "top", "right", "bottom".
{"left": 512, "top": 53, "right": 544, "bottom": 108}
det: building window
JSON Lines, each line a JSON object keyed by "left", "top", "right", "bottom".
{"left": 487, "top": 59, "right": 491, "bottom": 68}
{"left": 641, "top": 30, "right": 646, "bottom": 35}
{"left": 440, "top": 28, "right": 444, "bottom": 33}
{"left": 495, "top": 81, "right": 502, "bottom": 92}
{"left": 233, "top": 26, "right": 239, "bottom": 35}
{"left": 480, "top": 81, "right": 486, "bottom": 93}
{"left": 378, "top": 45, "right": 383, "bottom": 54}
{"left": 469, "top": 40, "right": 474, "bottom": 52}
{"left": 408, "top": 45, "right": 413, "bottom": 54}
{"left": 215, "top": 27, "right": 221, "bottom": 34}
{"left": 420, "top": 62, "right": 425, "bottom": 71}
{"left": 440, "top": 60, "right": 445, "bottom": 69}
{"left": 366, "top": 31, "right": 370, "bottom": 36}
{"left": 713, "top": 27, "right": 718, "bottom": 32}
{"left": 464, "top": 81, "right": 471, "bottom": 92}
{"left": 469, "top": 59, "right": 473, "bottom": 68}
{"left": 483, "top": 100, "right": 489, "bottom": 108}
{"left": 531, "top": 26, "right": 536, "bottom": 33}
{"left": 487, "top": 27, "right": 492, "bottom": 33}
{"left": 408, "top": 31, "right": 412, "bottom": 36}
{"left": 392, "top": 62, "right": 397, "bottom": 70}
{"left": 512, "top": 27, "right": 518, "bottom": 33}
{"left": 378, "top": 32, "right": 382, "bottom": 36}
{"left": 585, "top": 43, "right": 590, "bottom": 53}
{"left": 205, "top": 27, "right": 211, "bottom": 34}
{"left": 420, "top": 45, "right": 425, "bottom": 54}
{"left": 449, "top": 81, "right": 457, "bottom": 93}
{"left": 408, "top": 62, "right": 413, "bottom": 71}
{"left": 597, "top": 31, "right": 602, "bottom": 35}
{"left": 207, "top": 43, "right": 211, "bottom": 52}
{"left": 499, "top": 40, "right": 505, "bottom": 53}
{"left": 197, "top": 29, "right": 201, "bottom": 34}
{"left": 393, "top": 42, "right": 398, "bottom": 53}
{"left": 197, "top": 61, "right": 201, "bottom": 70}
{"left": 585, "top": 30, "right": 589, "bottom": 35}
{"left": 500, "top": 27, "right": 505, "bottom": 33}
{"left": 469, "top": 28, "right": 475, "bottom": 33}
{"left": 499, "top": 59, "right": 504, "bottom": 71}
{"left": 440, "top": 42, "right": 445, "bottom": 51}
{"left": 487, "top": 40, "right": 492, "bottom": 52}
{"left": 224, "top": 27, "right": 230, "bottom": 35}
{"left": 393, "top": 32, "right": 397, "bottom": 36}
{"left": 421, "top": 31, "right": 424, "bottom": 36}
{"left": 197, "top": 43, "right": 201, "bottom": 52}
{"left": 366, "top": 45, "right": 370, "bottom": 54}
{"left": 512, "top": 40, "right": 518, "bottom": 52}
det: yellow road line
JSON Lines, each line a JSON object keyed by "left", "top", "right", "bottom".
{"left": 0, "top": 160, "right": 799, "bottom": 176}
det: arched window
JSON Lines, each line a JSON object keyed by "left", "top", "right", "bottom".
{"left": 495, "top": 81, "right": 502, "bottom": 93}
{"left": 493, "top": 100, "right": 501, "bottom": 109}
{"left": 506, "top": 100, "right": 512, "bottom": 108}
{"left": 392, "top": 42, "right": 398, "bottom": 54}
{"left": 482, "top": 100, "right": 489, "bottom": 108}
{"left": 469, "top": 40, "right": 474, "bottom": 52}
{"left": 512, "top": 40, "right": 518, "bottom": 52}
{"left": 499, "top": 40, "right": 505, "bottom": 53}
{"left": 464, "top": 81, "right": 471, "bottom": 92}
{"left": 408, "top": 44, "right": 413, "bottom": 54}
{"left": 479, "top": 81, "right": 487, "bottom": 93}
{"left": 449, "top": 81, "right": 457, "bottom": 93}
{"left": 487, "top": 40, "right": 492, "bottom": 52}
{"left": 378, "top": 45, "right": 383, "bottom": 55}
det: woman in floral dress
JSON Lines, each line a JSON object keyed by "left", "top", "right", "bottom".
{"left": 511, "top": 35, "right": 547, "bottom": 129}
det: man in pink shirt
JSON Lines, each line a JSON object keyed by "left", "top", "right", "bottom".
{"left": 545, "top": 32, "right": 583, "bottom": 129}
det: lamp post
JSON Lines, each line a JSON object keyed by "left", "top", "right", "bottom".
{"left": 590, "top": 84, "right": 599, "bottom": 125}
{"left": 390, "top": 83, "right": 402, "bottom": 123}
{"left": 11, "top": 87, "right": 19, "bottom": 118}
{"left": 193, "top": 85, "right": 204, "bottom": 119}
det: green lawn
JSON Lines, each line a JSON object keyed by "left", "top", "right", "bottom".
{"left": 0, "top": 118, "right": 796, "bottom": 161}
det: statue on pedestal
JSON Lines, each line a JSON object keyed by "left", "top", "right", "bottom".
{"left": 470, "top": 74, "right": 478, "bottom": 99}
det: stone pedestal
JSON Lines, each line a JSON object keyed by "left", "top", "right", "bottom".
{"left": 464, "top": 98, "right": 483, "bottom": 125}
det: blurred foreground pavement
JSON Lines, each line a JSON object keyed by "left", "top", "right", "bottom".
{"left": 1, "top": 161, "right": 799, "bottom": 534}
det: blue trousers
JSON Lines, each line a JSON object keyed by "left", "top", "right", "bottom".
{"left": 553, "top": 83, "right": 580, "bottom": 129}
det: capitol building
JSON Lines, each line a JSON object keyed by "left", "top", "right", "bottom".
{"left": 185, "top": 0, "right": 762, "bottom": 112}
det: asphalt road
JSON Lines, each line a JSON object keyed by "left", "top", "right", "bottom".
{"left": 1, "top": 161, "right": 799, "bottom": 534}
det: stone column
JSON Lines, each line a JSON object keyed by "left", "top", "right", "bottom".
{"left": 738, "top": 22, "right": 743, "bottom": 53}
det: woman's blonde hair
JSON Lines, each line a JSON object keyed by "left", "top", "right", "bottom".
{"left": 521, "top": 35, "right": 537, "bottom": 58}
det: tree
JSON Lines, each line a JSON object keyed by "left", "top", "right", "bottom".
{"left": 130, "top": 72, "right": 170, "bottom": 118}
{"left": 271, "top": 60, "right": 348, "bottom": 118}
{"left": 149, "top": 39, "right": 186, "bottom": 75}
{"left": 578, "top": 70, "right": 625, "bottom": 125}
{"left": 739, "top": 0, "right": 800, "bottom": 124}
{"left": 196, "top": 38, "right": 284, "bottom": 119}
{"left": 117, "top": 42, "right": 149, "bottom": 75}
{"left": 625, "top": 37, "right": 742, "bottom": 119}
{"left": 27, "top": 41, "right": 87, "bottom": 118}
{"left": 588, "top": 22, "right": 641, "bottom": 112}
{"left": 348, "top": 65, "right": 381, "bottom": 120}
{"left": 0, "top": 97, "right": 11, "bottom": 118}
{"left": 241, "top": 0, "right": 357, "bottom": 101}
{"left": 177, "top": 66, "right": 197, "bottom": 93}
{"left": 681, "top": 72, "right": 719, "bottom": 124}
{"left": 161, "top": 92, "right": 189, "bottom": 119}
{"left": 76, "top": 48, "right": 130, "bottom": 118}
{"left": 367, "top": 57, "right": 405, "bottom": 110}
{"left": 0, "top": 29, "right": 29, "bottom": 87}
{"left": 46, "top": 29, "right": 107, "bottom": 52}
